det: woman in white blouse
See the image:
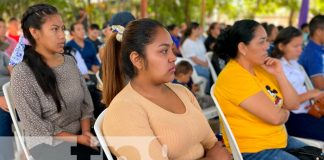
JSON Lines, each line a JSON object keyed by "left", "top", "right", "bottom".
{"left": 271, "top": 26, "right": 324, "bottom": 141}
{"left": 180, "top": 22, "right": 210, "bottom": 92}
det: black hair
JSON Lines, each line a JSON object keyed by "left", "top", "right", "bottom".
{"left": 89, "top": 23, "right": 100, "bottom": 30}
{"left": 266, "top": 24, "right": 276, "bottom": 36}
{"left": 21, "top": 3, "right": 64, "bottom": 112}
{"left": 70, "top": 22, "right": 82, "bottom": 32}
{"left": 309, "top": 15, "right": 324, "bottom": 37}
{"left": 175, "top": 61, "right": 193, "bottom": 76}
{"left": 277, "top": 25, "right": 284, "bottom": 31}
{"left": 180, "top": 22, "right": 199, "bottom": 45}
{"left": 166, "top": 24, "right": 177, "bottom": 31}
{"left": 0, "top": 18, "right": 5, "bottom": 23}
{"left": 271, "top": 26, "right": 302, "bottom": 59}
{"left": 9, "top": 17, "right": 17, "bottom": 22}
{"left": 214, "top": 19, "right": 260, "bottom": 59}
{"left": 301, "top": 23, "right": 308, "bottom": 30}
{"left": 102, "top": 18, "right": 164, "bottom": 105}
{"left": 207, "top": 22, "right": 218, "bottom": 36}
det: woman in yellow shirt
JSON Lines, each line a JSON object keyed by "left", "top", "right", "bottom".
{"left": 101, "top": 19, "right": 232, "bottom": 159}
{"left": 214, "top": 19, "right": 306, "bottom": 160}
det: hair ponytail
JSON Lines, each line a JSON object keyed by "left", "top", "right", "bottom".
{"left": 101, "top": 33, "right": 124, "bottom": 105}
{"left": 24, "top": 46, "right": 64, "bottom": 112}
{"left": 214, "top": 19, "right": 260, "bottom": 60}
{"left": 101, "top": 19, "right": 164, "bottom": 106}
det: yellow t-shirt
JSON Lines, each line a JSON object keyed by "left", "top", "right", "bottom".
{"left": 214, "top": 60, "right": 287, "bottom": 153}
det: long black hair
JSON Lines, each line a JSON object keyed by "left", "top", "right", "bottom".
{"left": 21, "top": 4, "right": 64, "bottom": 112}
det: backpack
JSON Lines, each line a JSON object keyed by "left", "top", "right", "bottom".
{"left": 286, "top": 146, "right": 324, "bottom": 160}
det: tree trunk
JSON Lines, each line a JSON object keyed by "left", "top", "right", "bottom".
{"left": 141, "top": 0, "right": 148, "bottom": 18}
{"left": 184, "top": 0, "right": 191, "bottom": 24}
{"left": 288, "top": 8, "right": 296, "bottom": 26}
{"left": 200, "top": 0, "right": 206, "bottom": 27}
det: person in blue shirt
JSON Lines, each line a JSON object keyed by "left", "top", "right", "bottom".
{"left": 298, "top": 15, "right": 324, "bottom": 90}
{"left": 167, "top": 24, "right": 181, "bottom": 56}
{"left": 66, "top": 22, "right": 100, "bottom": 73}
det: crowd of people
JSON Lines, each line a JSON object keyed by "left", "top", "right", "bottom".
{"left": 0, "top": 2, "right": 324, "bottom": 160}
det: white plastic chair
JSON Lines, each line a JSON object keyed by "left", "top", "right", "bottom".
{"left": 94, "top": 109, "right": 114, "bottom": 160}
{"left": 2, "top": 82, "right": 34, "bottom": 160}
{"left": 96, "top": 71, "right": 103, "bottom": 90}
{"left": 205, "top": 52, "right": 218, "bottom": 82}
{"left": 292, "top": 136, "right": 324, "bottom": 148}
{"left": 210, "top": 84, "right": 243, "bottom": 160}
{"left": 292, "top": 65, "right": 324, "bottom": 147}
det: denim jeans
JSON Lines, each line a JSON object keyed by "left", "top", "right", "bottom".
{"left": 0, "top": 108, "right": 14, "bottom": 160}
{"left": 194, "top": 65, "right": 211, "bottom": 93}
{"left": 242, "top": 136, "right": 307, "bottom": 160}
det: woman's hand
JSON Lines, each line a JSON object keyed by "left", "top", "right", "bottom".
{"left": 191, "top": 84, "right": 200, "bottom": 93}
{"left": 77, "top": 132, "right": 99, "bottom": 150}
{"left": 205, "top": 141, "right": 232, "bottom": 160}
{"left": 312, "top": 90, "right": 324, "bottom": 104}
{"left": 0, "top": 96, "right": 9, "bottom": 112}
{"left": 261, "top": 57, "right": 284, "bottom": 77}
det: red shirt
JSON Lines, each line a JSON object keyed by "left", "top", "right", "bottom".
{"left": 8, "top": 33, "right": 19, "bottom": 42}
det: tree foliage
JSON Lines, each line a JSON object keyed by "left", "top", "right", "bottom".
{"left": 0, "top": 0, "right": 323, "bottom": 28}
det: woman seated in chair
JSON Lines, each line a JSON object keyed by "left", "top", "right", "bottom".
{"left": 10, "top": 4, "right": 104, "bottom": 160}
{"left": 102, "top": 18, "right": 232, "bottom": 160}
{"left": 180, "top": 22, "right": 211, "bottom": 93}
{"left": 214, "top": 19, "right": 307, "bottom": 160}
{"left": 271, "top": 26, "right": 324, "bottom": 141}
{"left": 0, "top": 51, "right": 14, "bottom": 160}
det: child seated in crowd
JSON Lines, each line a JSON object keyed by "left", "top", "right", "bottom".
{"left": 173, "top": 61, "right": 214, "bottom": 109}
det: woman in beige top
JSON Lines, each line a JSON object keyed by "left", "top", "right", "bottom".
{"left": 102, "top": 19, "right": 231, "bottom": 159}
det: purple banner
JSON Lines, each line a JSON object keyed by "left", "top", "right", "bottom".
{"left": 298, "top": 0, "right": 309, "bottom": 28}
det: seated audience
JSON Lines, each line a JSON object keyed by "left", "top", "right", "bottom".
{"left": 86, "top": 23, "right": 102, "bottom": 53}
{"left": 10, "top": 4, "right": 104, "bottom": 160}
{"left": 299, "top": 15, "right": 324, "bottom": 90}
{"left": 173, "top": 61, "right": 214, "bottom": 109}
{"left": 66, "top": 22, "right": 100, "bottom": 73}
{"left": 166, "top": 24, "right": 181, "bottom": 56}
{"left": 0, "top": 51, "right": 14, "bottom": 160}
{"left": 0, "top": 18, "right": 17, "bottom": 57}
{"left": 102, "top": 18, "right": 231, "bottom": 160}
{"left": 204, "top": 22, "right": 221, "bottom": 52}
{"left": 181, "top": 22, "right": 210, "bottom": 92}
{"left": 214, "top": 19, "right": 306, "bottom": 160}
{"left": 7, "top": 17, "right": 20, "bottom": 42}
{"left": 271, "top": 26, "right": 324, "bottom": 141}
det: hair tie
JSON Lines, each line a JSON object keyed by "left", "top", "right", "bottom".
{"left": 111, "top": 25, "right": 125, "bottom": 42}
{"left": 9, "top": 35, "right": 29, "bottom": 66}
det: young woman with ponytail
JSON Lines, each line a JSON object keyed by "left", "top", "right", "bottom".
{"left": 10, "top": 4, "right": 104, "bottom": 160}
{"left": 102, "top": 19, "right": 231, "bottom": 160}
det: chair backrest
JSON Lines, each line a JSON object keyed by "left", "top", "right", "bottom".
{"left": 94, "top": 109, "right": 114, "bottom": 160}
{"left": 96, "top": 71, "right": 103, "bottom": 90}
{"left": 298, "top": 65, "right": 315, "bottom": 104}
{"left": 210, "top": 84, "right": 243, "bottom": 160}
{"left": 205, "top": 52, "right": 218, "bottom": 82}
{"left": 2, "top": 82, "right": 34, "bottom": 160}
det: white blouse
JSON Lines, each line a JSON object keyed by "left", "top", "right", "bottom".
{"left": 281, "top": 57, "right": 310, "bottom": 114}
